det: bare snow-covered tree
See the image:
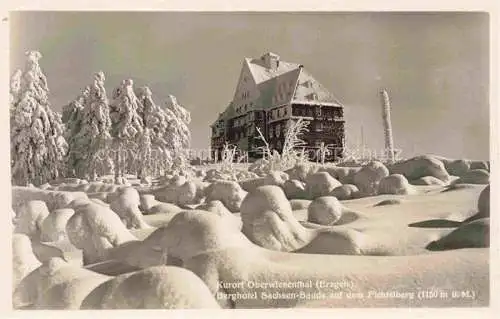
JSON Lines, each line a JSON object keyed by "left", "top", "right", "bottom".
{"left": 10, "top": 51, "right": 67, "bottom": 186}
{"left": 109, "top": 79, "right": 144, "bottom": 184}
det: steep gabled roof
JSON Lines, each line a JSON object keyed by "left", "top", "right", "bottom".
{"left": 254, "top": 67, "right": 302, "bottom": 110}
{"left": 292, "top": 68, "right": 343, "bottom": 106}
{"left": 245, "top": 57, "right": 301, "bottom": 84}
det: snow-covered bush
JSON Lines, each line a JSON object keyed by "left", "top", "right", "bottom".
{"left": 10, "top": 51, "right": 67, "bottom": 186}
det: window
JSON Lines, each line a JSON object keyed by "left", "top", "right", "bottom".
{"left": 276, "top": 123, "right": 281, "bottom": 137}
{"left": 284, "top": 108, "right": 288, "bottom": 116}
{"left": 269, "top": 126, "right": 274, "bottom": 138}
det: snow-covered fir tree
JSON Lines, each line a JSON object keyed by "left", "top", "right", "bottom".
{"left": 164, "top": 95, "right": 192, "bottom": 170}
{"left": 10, "top": 51, "right": 67, "bottom": 186}
{"left": 136, "top": 86, "right": 174, "bottom": 176}
{"left": 109, "top": 79, "right": 144, "bottom": 184}
{"left": 62, "top": 86, "right": 90, "bottom": 177}
{"left": 65, "top": 71, "right": 113, "bottom": 180}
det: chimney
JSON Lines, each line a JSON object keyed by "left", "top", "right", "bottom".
{"left": 262, "top": 52, "right": 280, "bottom": 70}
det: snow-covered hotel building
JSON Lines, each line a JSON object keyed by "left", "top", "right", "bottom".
{"left": 210, "top": 52, "right": 345, "bottom": 161}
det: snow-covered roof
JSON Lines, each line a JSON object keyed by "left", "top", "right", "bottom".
{"left": 217, "top": 52, "right": 343, "bottom": 122}
{"left": 292, "top": 68, "right": 343, "bottom": 106}
{"left": 245, "top": 57, "right": 301, "bottom": 84}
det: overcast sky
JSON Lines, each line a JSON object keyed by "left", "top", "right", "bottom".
{"left": 10, "top": 11, "right": 489, "bottom": 160}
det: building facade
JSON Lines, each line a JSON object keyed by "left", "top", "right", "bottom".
{"left": 211, "top": 52, "right": 345, "bottom": 162}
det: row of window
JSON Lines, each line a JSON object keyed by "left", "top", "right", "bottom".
{"left": 235, "top": 102, "right": 253, "bottom": 114}
{"left": 267, "top": 106, "right": 289, "bottom": 121}
{"left": 233, "top": 112, "right": 255, "bottom": 127}
{"left": 232, "top": 125, "right": 255, "bottom": 140}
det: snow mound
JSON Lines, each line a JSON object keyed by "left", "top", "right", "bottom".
{"left": 410, "top": 176, "right": 447, "bottom": 186}
{"left": 290, "top": 199, "right": 311, "bottom": 210}
{"left": 388, "top": 155, "right": 450, "bottom": 182}
{"left": 444, "top": 159, "right": 470, "bottom": 176}
{"left": 240, "top": 185, "right": 312, "bottom": 251}
{"left": 427, "top": 218, "right": 489, "bottom": 250}
{"left": 13, "top": 257, "right": 110, "bottom": 309}
{"left": 282, "top": 179, "right": 307, "bottom": 199}
{"left": 87, "top": 192, "right": 111, "bottom": 202}
{"left": 455, "top": 169, "right": 490, "bottom": 184}
{"left": 374, "top": 199, "right": 405, "bottom": 206}
{"left": 12, "top": 234, "right": 42, "bottom": 290}
{"left": 377, "top": 174, "right": 416, "bottom": 195}
{"left": 285, "top": 163, "right": 319, "bottom": 182}
{"left": 294, "top": 227, "right": 365, "bottom": 255}
{"left": 81, "top": 266, "right": 220, "bottom": 309}
{"left": 477, "top": 185, "right": 490, "bottom": 217}
{"left": 153, "top": 180, "right": 206, "bottom": 206}
{"left": 307, "top": 196, "right": 343, "bottom": 226}
{"left": 305, "top": 172, "right": 342, "bottom": 199}
{"left": 176, "top": 181, "right": 202, "bottom": 206}
{"left": 139, "top": 194, "right": 157, "bottom": 212}
{"left": 204, "top": 181, "right": 247, "bottom": 212}
{"left": 239, "top": 177, "right": 270, "bottom": 193}
{"left": 353, "top": 161, "right": 390, "bottom": 196}
{"left": 90, "top": 198, "right": 110, "bottom": 206}
{"left": 40, "top": 208, "right": 75, "bottom": 242}
{"left": 142, "top": 210, "right": 251, "bottom": 262}
{"left": 109, "top": 187, "right": 151, "bottom": 229}
{"left": 66, "top": 200, "right": 137, "bottom": 265}
{"left": 329, "top": 184, "right": 360, "bottom": 200}
{"left": 169, "top": 175, "right": 187, "bottom": 187}
{"left": 14, "top": 200, "right": 50, "bottom": 239}
{"left": 197, "top": 200, "right": 242, "bottom": 230}
{"left": 12, "top": 186, "right": 88, "bottom": 212}
{"left": 330, "top": 167, "right": 360, "bottom": 184}
{"left": 469, "top": 160, "right": 489, "bottom": 171}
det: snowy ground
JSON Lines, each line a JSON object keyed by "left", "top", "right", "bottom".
{"left": 11, "top": 156, "right": 490, "bottom": 309}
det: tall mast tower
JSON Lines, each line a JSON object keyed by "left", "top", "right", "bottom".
{"left": 380, "top": 89, "right": 395, "bottom": 163}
